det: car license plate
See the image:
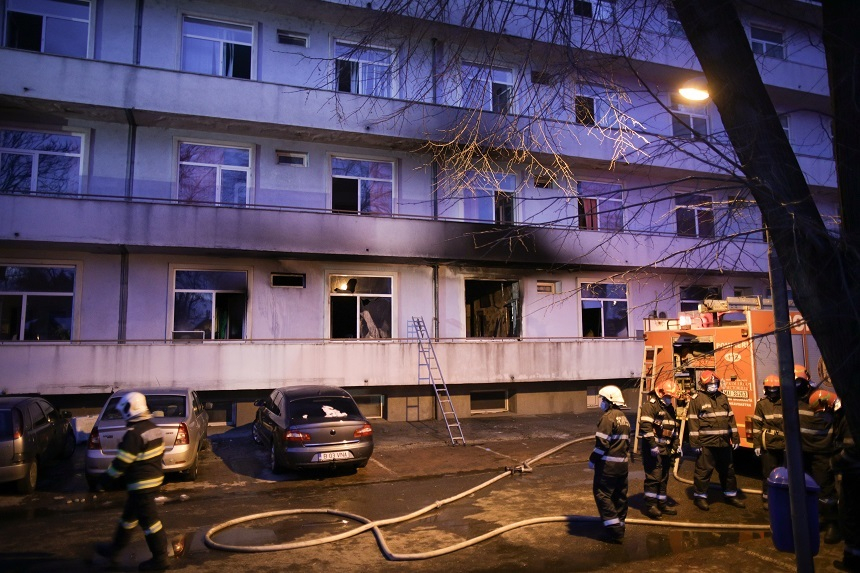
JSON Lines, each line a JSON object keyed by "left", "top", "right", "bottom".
{"left": 318, "top": 451, "right": 352, "bottom": 461}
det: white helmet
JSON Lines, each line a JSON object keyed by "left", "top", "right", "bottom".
{"left": 117, "top": 391, "right": 151, "bottom": 421}
{"left": 598, "top": 385, "right": 626, "bottom": 407}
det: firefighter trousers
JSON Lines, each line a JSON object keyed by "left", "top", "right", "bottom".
{"left": 803, "top": 451, "right": 837, "bottom": 522}
{"left": 642, "top": 450, "right": 672, "bottom": 507}
{"left": 693, "top": 446, "right": 738, "bottom": 498}
{"left": 760, "top": 449, "right": 785, "bottom": 500}
{"left": 113, "top": 489, "right": 168, "bottom": 560}
{"left": 593, "top": 465, "right": 628, "bottom": 529}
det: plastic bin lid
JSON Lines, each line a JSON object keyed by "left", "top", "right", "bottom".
{"left": 767, "top": 466, "right": 820, "bottom": 491}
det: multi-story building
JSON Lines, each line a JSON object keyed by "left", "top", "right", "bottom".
{"left": 0, "top": 0, "right": 835, "bottom": 424}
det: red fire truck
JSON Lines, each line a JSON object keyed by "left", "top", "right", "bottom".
{"left": 634, "top": 296, "right": 827, "bottom": 451}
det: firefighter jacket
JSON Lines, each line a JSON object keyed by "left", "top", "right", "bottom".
{"left": 832, "top": 410, "right": 860, "bottom": 474}
{"left": 687, "top": 390, "right": 739, "bottom": 448}
{"left": 751, "top": 397, "right": 785, "bottom": 451}
{"left": 105, "top": 418, "right": 165, "bottom": 492}
{"left": 638, "top": 392, "right": 679, "bottom": 456}
{"left": 797, "top": 396, "right": 834, "bottom": 454}
{"left": 589, "top": 406, "right": 630, "bottom": 476}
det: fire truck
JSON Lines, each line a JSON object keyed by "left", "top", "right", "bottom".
{"left": 634, "top": 296, "right": 827, "bottom": 452}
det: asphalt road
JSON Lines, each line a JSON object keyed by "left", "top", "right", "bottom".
{"left": 0, "top": 413, "right": 848, "bottom": 572}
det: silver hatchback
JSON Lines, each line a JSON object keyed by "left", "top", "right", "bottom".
{"left": 252, "top": 385, "right": 374, "bottom": 473}
{"left": 85, "top": 388, "right": 210, "bottom": 490}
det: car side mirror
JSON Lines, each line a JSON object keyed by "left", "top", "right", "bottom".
{"left": 253, "top": 399, "right": 264, "bottom": 407}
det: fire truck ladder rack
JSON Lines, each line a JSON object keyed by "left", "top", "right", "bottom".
{"left": 410, "top": 316, "right": 466, "bottom": 446}
{"left": 632, "top": 345, "right": 663, "bottom": 455}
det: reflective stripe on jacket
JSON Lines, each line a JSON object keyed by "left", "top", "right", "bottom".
{"left": 590, "top": 407, "right": 630, "bottom": 476}
{"left": 106, "top": 419, "right": 165, "bottom": 491}
{"left": 751, "top": 397, "right": 785, "bottom": 450}
{"left": 638, "top": 393, "right": 679, "bottom": 455}
{"left": 687, "top": 391, "right": 738, "bottom": 448}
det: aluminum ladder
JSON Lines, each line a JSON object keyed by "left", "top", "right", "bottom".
{"left": 411, "top": 316, "right": 466, "bottom": 445}
{"left": 632, "top": 344, "right": 662, "bottom": 455}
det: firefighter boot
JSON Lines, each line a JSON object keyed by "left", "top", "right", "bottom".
{"left": 95, "top": 524, "right": 133, "bottom": 566}
{"left": 658, "top": 503, "right": 677, "bottom": 516}
{"left": 139, "top": 530, "right": 170, "bottom": 571}
{"left": 694, "top": 497, "right": 709, "bottom": 511}
{"left": 725, "top": 496, "right": 746, "bottom": 509}
{"left": 644, "top": 504, "right": 662, "bottom": 520}
{"left": 824, "top": 522, "right": 843, "bottom": 545}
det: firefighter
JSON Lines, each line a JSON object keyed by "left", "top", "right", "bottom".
{"left": 638, "top": 378, "right": 681, "bottom": 519}
{"left": 95, "top": 392, "right": 170, "bottom": 571}
{"left": 589, "top": 385, "right": 630, "bottom": 542}
{"left": 687, "top": 370, "right": 745, "bottom": 510}
{"left": 796, "top": 365, "right": 839, "bottom": 544}
{"left": 833, "top": 398, "right": 860, "bottom": 572}
{"left": 751, "top": 374, "right": 785, "bottom": 509}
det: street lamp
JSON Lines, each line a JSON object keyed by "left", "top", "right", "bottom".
{"left": 675, "top": 81, "right": 815, "bottom": 572}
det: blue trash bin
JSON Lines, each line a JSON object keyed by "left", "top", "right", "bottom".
{"left": 767, "top": 466, "right": 820, "bottom": 556}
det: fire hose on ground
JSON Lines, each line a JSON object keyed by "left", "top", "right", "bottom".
{"left": 204, "top": 434, "right": 770, "bottom": 559}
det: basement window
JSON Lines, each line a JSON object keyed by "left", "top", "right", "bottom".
{"left": 537, "top": 280, "right": 561, "bottom": 294}
{"left": 271, "top": 273, "right": 305, "bottom": 288}
{"left": 277, "top": 30, "right": 308, "bottom": 47}
{"left": 353, "top": 394, "right": 384, "bottom": 419}
{"left": 276, "top": 150, "right": 308, "bottom": 167}
{"left": 586, "top": 386, "right": 600, "bottom": 408}
{"left": 470, "top": 390, "right": 508, "bottom": 414}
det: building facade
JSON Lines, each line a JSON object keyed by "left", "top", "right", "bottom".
{"left": 0, "top": 0, "right": 835, "bottom": 423}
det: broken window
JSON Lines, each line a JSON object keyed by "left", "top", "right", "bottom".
{"left": 173, "top": 270, "right": 247, "bottom": 340}
{"left": 4, "top": 0, "right": 90, "bottom": 57}
{"left": 182, "top": 17, "right": 253, "bottom": 79}
{"left": 577, "top": 180, "right": 623, "bottom": 231}
{"left": 461, "top": 62, "right": 513, "bottom": 114}
{"left": 0, "top": 265, "right": 75, "bottom": 341}
{"left": 331, "top": 157, "right": 393, "bottom": 215}
{"left": 329, "top": 275, "right": 392, "bottom": 339}
{"left": 461, "top": 171, "right": 516, "bottom": 223}
{"left": 335, "top": 41, "right": 393, "bottom": 97}
{"left": 581, "top": 283, "right": 628, "bottom": 338}
{"left": 465, "top": 280, "right": 521, "bottom": 338}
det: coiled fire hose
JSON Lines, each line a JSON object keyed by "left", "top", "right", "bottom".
{"left": 204, "top": 434, "right": 769, "bottom": 559}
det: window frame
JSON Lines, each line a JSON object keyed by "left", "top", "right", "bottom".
{"left": 577, "top": 180, "right": 623, "bottom": 231}
{"left": 4, "top": 0, "right": 93, "bottom": 58}
{"left": 675, "top": 192, "right": 715, "bottom": 238}
{"left": 460, "top": 61, "right": 515, "bottom": 114}
{"left": 460, "top": 170, "right": 517, "bottom": 224}
{"left": 573, "top": 0, "right": 615, "bottom": 21}
{"left": 0, "top": 128, "right": 85, "bottom": 195}
{"left": 750, "top": 25, "right": 785, "bottom": 60}
{"left": 327, "top": 273, "right": 395, "bottom": 340}
{"left": 333, "top": 39, "right": 395, "bottom": 98}
{"left": 580, "top": 281, "right": 629, "bottom": 338}
{"left": 180, "top": 15, "right": 255, "bottom": 80}
{"left": 329, "top": 154, "right": 395, "bottom": 215}
{"left": 176, "top": 140, "right": 253, "bottom": 206}
{"left": 670, "top": 94, "right": 709, "bottom": 140}
{"left": 169, "top": 267, "right": 250, "bottom": 341}
{"left": 0, "top": 263, "right": 77, "bottom": 341}
{"left": 680, "top": 285, "right": 721, "bottom": 313}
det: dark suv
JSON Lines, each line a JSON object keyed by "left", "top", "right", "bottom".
{"left": 0, "top": 396, "right": 76, "bottom": 493}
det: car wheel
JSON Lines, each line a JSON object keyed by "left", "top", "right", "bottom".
{"left": 269, "top": 443, "right": 283, "bottom": 474}
{"left": 184, "top": 453, "right": 199, "bottom": 482}
{"left": 252, "top": 423, "right": 263, "bottom": 445}
{"left": 60, "top": 429, "right": 77, "bottom": 459}
{"left": 16, "top": 461, "right": 37, "bottom": 494}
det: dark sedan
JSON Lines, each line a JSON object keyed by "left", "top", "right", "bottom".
{"left": 252, "top": 385, "right": 374, "bottom": 473}
{"left": 0, "top": 396, "right": 76, "bottom": 493}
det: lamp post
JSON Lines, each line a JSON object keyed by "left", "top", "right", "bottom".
{"left": 674, "top": 81, "right": 814, "bottom": 572}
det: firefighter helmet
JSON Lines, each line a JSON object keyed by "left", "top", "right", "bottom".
{"left": 117, "top": 391, "right": 151, "bottom": 421}
{"left": 655, "top": 379, "right": 680, "bottom": 399}
{"left": 794, "top": 364, "right": 812, "bottom": 396}
{"left": 763, "top": 375, "right": 780, "bottom": 388}
{"left": 809, "top": 389, "right": 837, "bottom": 412}
{"left": 699, "top": 370, "right": 719, "bottom": 390}
{"left": 598, "top": 385, "right": 626, "bottom": 407}
{"left": 794, "top": 364, "right": 810, "bottom": 381}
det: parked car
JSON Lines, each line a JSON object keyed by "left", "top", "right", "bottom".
{"left": 252, "top": 385, "right": 374, "bottom": 473}
{"left": 86, "top": 388, "right": 210, "bottom": 490}
{"left": 0, "top": 396, "right": 76, "bottom": 493}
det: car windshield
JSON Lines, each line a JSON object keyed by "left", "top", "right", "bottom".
{"left": 0, "top": 410, "right": 11, "bottom": 439}
{"left": 289, "top": 397, "right": 363, "bottom": 424}
{"left": 103, "top": 395, "right": 187, "bottom": 420}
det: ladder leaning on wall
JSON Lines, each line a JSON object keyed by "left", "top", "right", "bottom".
{"left": 410, "top": 316, "right": 466, "bottom": 446}
{"left": 632, "top": 344, "right": 663, "bottom": 455}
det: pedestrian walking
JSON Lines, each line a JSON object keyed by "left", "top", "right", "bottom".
{"left": 638, "top": 378, "right": 681, "bottom": 519}
{"left": 751, "top": 374, "right": 785, "bottom": 509}
{"left": 95, "top": 391, "right": 170, "bottom": 571}
{"left": 589, "top": 385, "right": 630, "bottom": 542}
{"left": 687, "top": 370, "right": 745, "bottom": 510}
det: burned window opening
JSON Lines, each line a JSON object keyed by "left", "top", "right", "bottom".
{"left": 465, "top": 280, "right": 521, "bottom": 338}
